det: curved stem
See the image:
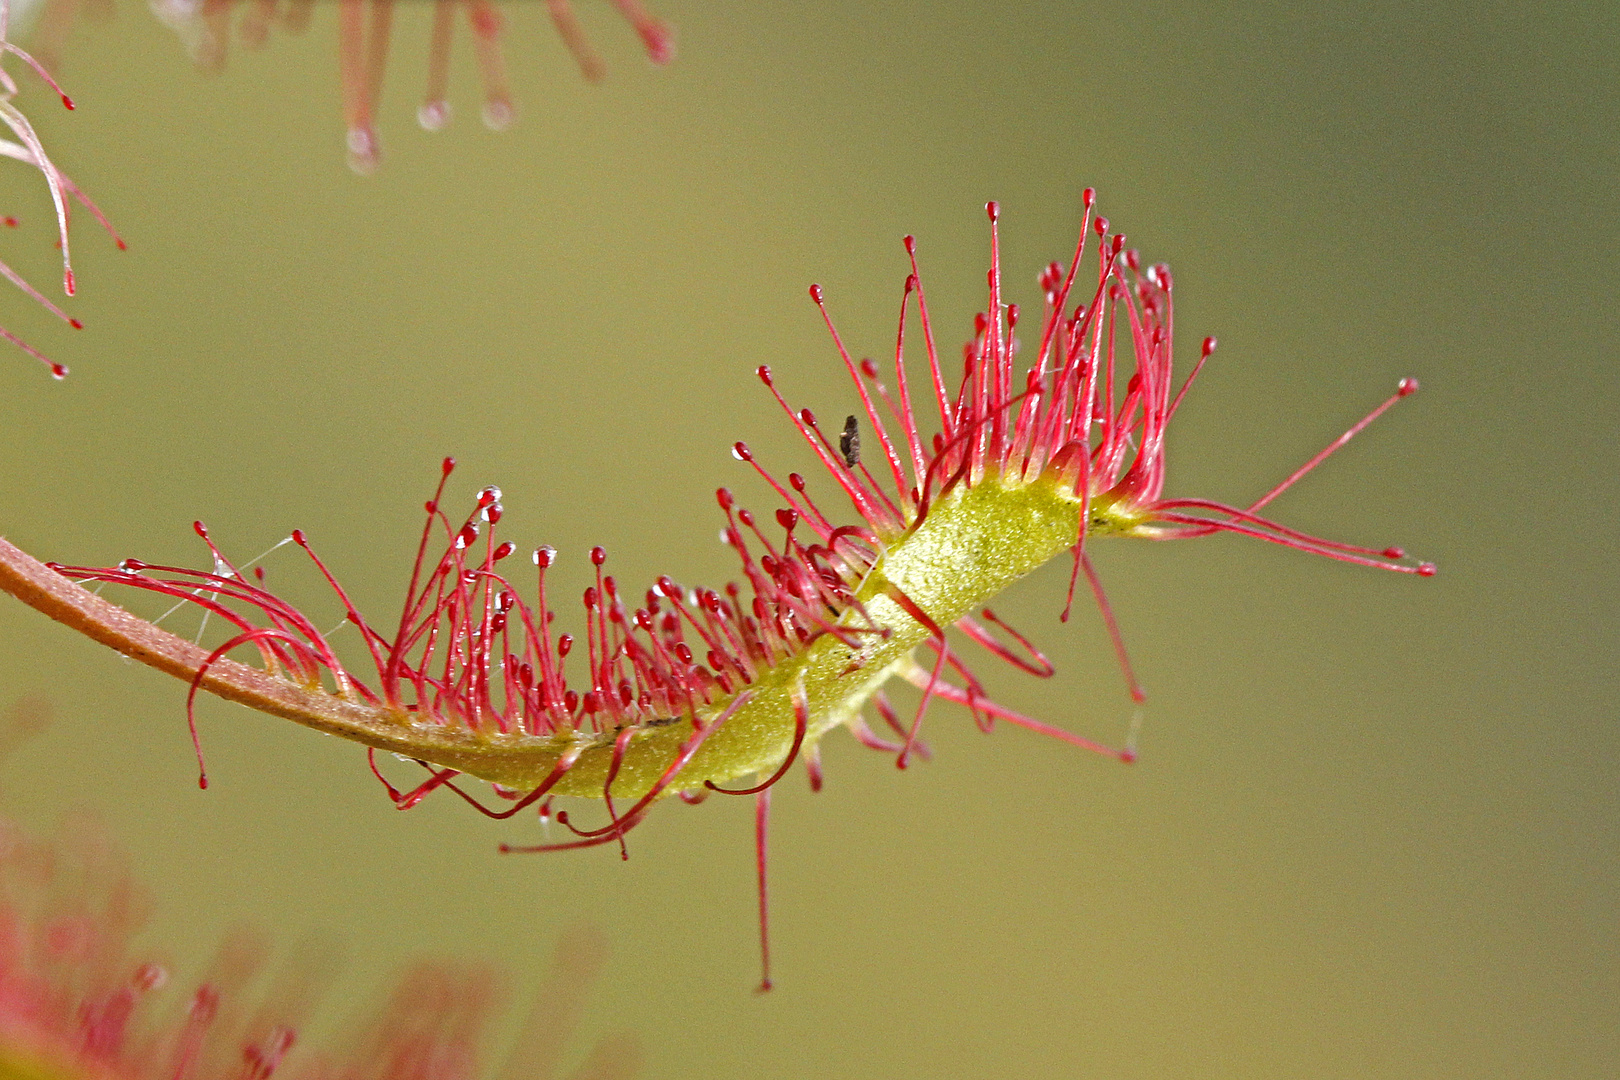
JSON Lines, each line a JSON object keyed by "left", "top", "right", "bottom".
{"left": 0, "top": 537, "right": 392, "bottom": 735}
{"left": 0, "top": 536, "right": 603, "bottom": 788}
{"left": 0, "top": 475, "right": 1088, "bottom": 797}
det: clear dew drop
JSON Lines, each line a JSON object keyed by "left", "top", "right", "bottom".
{"left": 418, "top": 100, "right": 451, "bottom": 132}
{"left": 482, "top": 98, "right": 515, "bottom": 132}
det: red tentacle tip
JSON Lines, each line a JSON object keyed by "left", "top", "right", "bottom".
{"left": 533, "top": 545, "right": 556, "bottom": 568}
{"left": 591, "top": 546, "right": 607, "bottom": 567}
{"left": 291, "top": 529, "right": 308, "bottom": 546}
{"left": 1202, "top": 336, "right": 1218, "bottom": 356}
{"left": 192, "top": 520, "right": 209, "bottom": 539}
{"left": 1082, "top": 187, "right": 1096, "bottom": 208}
{"left": 808, "top": 284, "right": 824, "bottom": 305}
{"left": 115, "top": 238, "right": 127, "bottom": 251}
{"left": 1383, "top": 547, "right": 1405, "bottom": 559}
{"left": 756, "top": 979, "right": 773, "bottom": 994}
{"left": 903, "top": 234, "right": 916, "bottom": 254}
{"left": 1398, "top": 377, "right": 1420, "bottom": 396}
{"left": 63, "top": 269, "right": 75, "bottom": 295}
{"left": 197, "top": 774, "right": 209, "bottom": 789}
{"left": 1118, "top": 747, "right": 1137, "bottom": 764}
{"left": 640, "top": 21, "right": 676, "bottom": 64}
{"left": 441, "top": 456, "right": 456, "bottom": 475}
{"left": 1093, "top": 216, "right": 1109, "bottom": 236}
{"left": 69, "top": 318, "right": 82, "bottom": 329}
{"left": 717, "top": 487, "right": 735, "bottom": 510}
{"left": 49, "top": 363, "right": 67, "bottom": 380}
{"left": 732, "top": 442, "right": 753, "bottom": 462}
{"left": 469, "top": 1, "right": 501, "bottom": 36}
{"left": 1, "top": 217, "right": 16, "bottom": 227}
{"left": 1417, "top": 562, "right": 1437, "bottom": 577}
{"left": 986, "top": 201, "right": 999, "bottom": 221}
{"left": 60, "top": 94, "right": 74, "bottom": 110}
{"left": 755, "top": 365, "right": 773, "bottom": 386}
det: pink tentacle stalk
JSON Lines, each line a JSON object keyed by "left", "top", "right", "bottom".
{"left": 0, "top": 190, "right": 1432, "bottom": 986}
{"left": 753, "top": 786, "right": 773, "bottom": 993}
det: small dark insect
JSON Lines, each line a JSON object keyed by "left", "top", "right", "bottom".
{"left": 839, "top": 415, "right": 860, "bottom": 468}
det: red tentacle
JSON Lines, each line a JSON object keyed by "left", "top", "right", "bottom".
{"left": 706, "top": 679, "right": 808, "bottom": 796}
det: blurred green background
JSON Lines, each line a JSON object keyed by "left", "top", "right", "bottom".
{"left": 0, "top": 1, "right": 1615, "bottom": 1076}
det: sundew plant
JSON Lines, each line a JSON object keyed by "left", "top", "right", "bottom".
{"left": 140, "top": 0, "right": 674, "bottom": 173}
{"left": 0, "top": 774, "right": 641, "bottom": 1080}
{"left": 0, "top": 193, "right": 1431, "bottom": 988}
{"left": 0, "top": 0, "right": 120, "bottom": 377}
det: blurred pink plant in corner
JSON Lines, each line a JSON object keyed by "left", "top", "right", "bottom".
{"left": 143, "top": 0, "right": 675, "bottom": 173}
{"left": 0, "top": 0, "right": 121, "bottom": 379}
{"left": 0, "top": 694, "right": 643, "bottom": 1080}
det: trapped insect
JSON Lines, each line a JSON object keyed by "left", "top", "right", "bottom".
{"left": 840, "top": 414, "right": 861, "bottom": 467}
